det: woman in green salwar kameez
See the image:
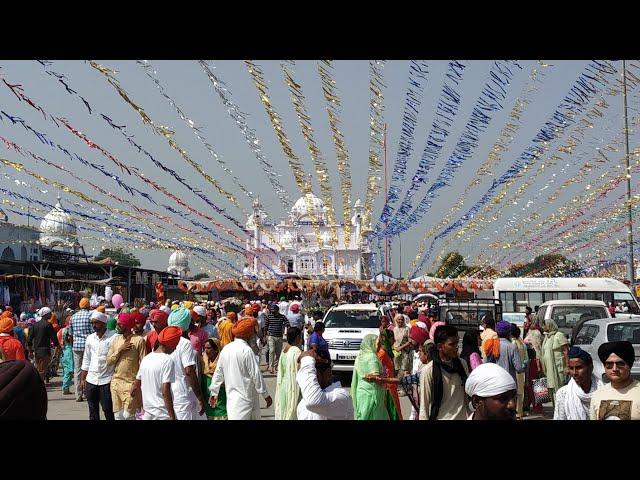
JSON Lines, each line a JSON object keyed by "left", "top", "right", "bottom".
{"left": 352, "top": 334, "right": 389, "bottom": 420}
{"left": 201, "top": 338, "right": 227, "bottom": 419}
{"left": 541, "top": 319, "right": 569, "bottom": 407}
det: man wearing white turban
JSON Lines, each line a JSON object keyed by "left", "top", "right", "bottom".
{"left": 465, "top": 363, "right": 517, "bottom": 420}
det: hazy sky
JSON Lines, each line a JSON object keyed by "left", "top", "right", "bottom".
{"left": 0, "top": 60, "right": 638, "bottom": 278}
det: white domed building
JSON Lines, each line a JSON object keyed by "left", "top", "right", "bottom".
{"left": 39, "top": 195, "right": 81, "bottom": 254}
{"left": 168, "top": 250, "right": 190, "bottom": 278}
{"left": 244, "top": 193, "right": 372, "bottom": 279}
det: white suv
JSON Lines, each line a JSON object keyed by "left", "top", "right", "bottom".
{"left": 323, "top": 303, "right": 383, "bottom": 372}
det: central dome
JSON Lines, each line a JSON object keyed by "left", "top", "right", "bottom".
{"left": 169, "top": 250, "right": 188, "bottom": 268}
{"left": 39, "top": 196, "right": 79, "bottom": 249}
{"left": 291, "top": 192, "right": 325, "bottom": 220}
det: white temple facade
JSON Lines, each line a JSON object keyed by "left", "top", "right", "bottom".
{"left": 244, "top": 193, "right": 373, "bottom": 279}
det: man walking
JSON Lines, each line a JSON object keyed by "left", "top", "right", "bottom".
{"left": 145, "top": 309, "right": 169, "bottom": 354}
{"left": 419, "top": 325, "right": 469, "bottom": 420}
{"left": 209, "top": 316, "right": 272, "bottom": 420}
{"left": 26, "top": 307, "right": 60, "bottom": 382}
{"left": 167, "top": 307, "right": 206, "bottom": 420}
{"left": 265, "top": 303, "right": 288, "bottom": 374}
{"left": 80, "top": 310, "right": 116, "bottom": 420}
{"left": 494, "top": 321, "right": 525, "bottom": 383}
{"left": 69, "top": 298, "right": 93, "bottom": 401}
{"left": 133, "top": 326, "right": 181, "bottom": 420}
{"left": 106, "top": 312, "right": 146, "bottom": 420}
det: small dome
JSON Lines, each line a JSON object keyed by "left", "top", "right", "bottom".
{"left": 39, "top": 196, "right": 79, "bottom": 248}
{"left": 169, "top": 250, "right": 188, "bottom": 268}
{"left": 291, "top": 192, "right": 325, "bottom": 221}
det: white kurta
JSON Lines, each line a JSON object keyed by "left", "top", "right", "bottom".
{"left": 209, "top": 338, "right": 269, "bottom": 420}
{"left": 296, "top": 356, "right": 353, "bottom": 420}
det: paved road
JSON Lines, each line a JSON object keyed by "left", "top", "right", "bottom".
{"left": 45, "top": 360, "right": 549, "bottom": 420}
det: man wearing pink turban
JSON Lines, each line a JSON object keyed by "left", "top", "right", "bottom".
{"left": 106, "top": 312, "right": 146, "bottom": 420}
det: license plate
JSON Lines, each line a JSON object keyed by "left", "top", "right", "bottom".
{"left": 337, "top": 354, "right": 357, "bottom": 361}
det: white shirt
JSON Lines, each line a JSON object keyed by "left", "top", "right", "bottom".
{"left": 170, "top": 337, "right": 198, "bottom": 411}
{"left": 209, "top": 337, "right": 269, "bottom": 420}
{"left": 136, "top": 351, "right": 175, "bottom": 420}
{"left": 296, "top": 356, "right": 353, "bottom": 420}
{"left": 279, "top": 301, "right": 290, "bottom": 316}
{"left": 81, "top": 330, "right": 116, "bottom": 386}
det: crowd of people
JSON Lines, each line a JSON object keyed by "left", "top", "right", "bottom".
{"left": 0, "top": 296, "right": 639, "bottom": 420}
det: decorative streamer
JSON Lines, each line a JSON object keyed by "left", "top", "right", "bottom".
{"left": 443, "top": 82, "right": 620, "bottom": 269}
{"left": 412, "top": 60, "right": 618, "bottom": 277}
{"left": 30, "top": 61, "right": 285, "bottom": 254}
{"left": 87, "top": 60, "right": 244, "bottom": 212}
{"left": 362, "top": 60, "right": 386, "bottom": 232}
{"left": 382, "top": 60, "right": 523, "bottom": 238}
{"left": 136, "top": 60, "right": 255, "bottom": 208}
{"left": 373, "top": 60, "right": 467, "bottom": 240}
{"left": 281, "top": 61, "right": 339, "bottom": 249}
{"left": 0, "top": 135, "right": 279, "bottom": 274}
{"left": 408, "top": 61, "right": 550, "bottom": 275}
{"left": 198, "top": 60, "right": 292, "bottom": 210}
{"left": 377, "top": 60, "right": 429, "bottom": 228}
{"left": 245, "top": 60, "right": 327, "bottom": 258}
{"left": 472, "top": 66, "right": 640, "bottom": 270}
{"left": 0, "top": 187, "right": 243, "bottom": 275}
{"left": 317, "top": 60, "right": 353, "bottom": 242}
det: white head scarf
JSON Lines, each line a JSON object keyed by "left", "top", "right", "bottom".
{"left": 465, "top": 363, "right": 516, "bottom": 398}
{"left": 90, "top": 310, "right": 108, "bottom": 323}
{"left": 36, "top": 307, "right": 52, "bottom": 321}
{"left": 159, "top": 305, "right": 171, "bottom": 314}
{"left": 193, "top": 305, "right": 207, "bottom": 317}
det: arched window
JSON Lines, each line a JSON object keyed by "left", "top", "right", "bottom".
{"left": 1, "top": 246, "right": 16, "bottom": 261}
{"left": 21, "top": 246, "right": 27, "bottom": 261}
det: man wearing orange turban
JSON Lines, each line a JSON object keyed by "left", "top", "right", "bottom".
{"left": 132, "top": 326, "right": 181, "bottom": 420}
{"left": 0, "top": 317, "right": 26, "bottom": 361}
{"left": 106, "top": 312, "right": 147, "bottom": 420}
{"left": 79, "top": 298, "right": 90, "bottom": 310}
{"left": 146, "top": 309, "right": 169, "bottom": 354}
{"left": 210, "top": 316, "right": 271, "bottom": 420}
{"left": 218, "top": 312, "right": 236, "bottom": 349}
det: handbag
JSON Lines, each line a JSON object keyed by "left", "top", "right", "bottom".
{"left": 532, "top": 376, "right": 551, "bottom": 404}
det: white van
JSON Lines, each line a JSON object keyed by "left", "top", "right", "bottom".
{"left": 536, "top": 299, "right": 610, "bottom": 337}
{"left": 322, "top": 303, "right": 384, "bottom": 372}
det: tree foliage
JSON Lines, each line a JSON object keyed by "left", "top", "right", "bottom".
{"left": 94, "top": 247, "right": 141, "bottom": 267}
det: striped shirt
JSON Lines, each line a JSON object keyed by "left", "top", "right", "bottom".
{"left": 69, "top": 309, "right": 93, "bottom": 351}
{"left": 265, "top": 312, "right": 288, "bottom": 337}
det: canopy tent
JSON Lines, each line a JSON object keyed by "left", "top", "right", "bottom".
{"left": 369, "top": 272, "right": 399, "bottom": 283}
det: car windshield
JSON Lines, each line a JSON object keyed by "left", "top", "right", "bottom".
{"left": 551, "top": 306, "right": 608, "bottom": 328}
{"left": 607, "top": 322, "right": 640, "bottom": 344}
{"left": 613, "top": 293, "right": 640, "bottom": 314}
{"left": 324, "top": 310, "right": 381, "bottom": 328}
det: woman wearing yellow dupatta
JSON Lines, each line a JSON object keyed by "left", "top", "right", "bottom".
{"left": 201, "top": 338, "right": 227, "bottom": 420}
{"left": 275, "top": 327, "right": 302, "bottom": 419}
{"left": 352, "top": 334, "right": 389, "bottom": 420}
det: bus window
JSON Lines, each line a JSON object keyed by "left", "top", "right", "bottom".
{"left": 500, "top": 292, "right": 514, "bottom": 312}
{"left": 529, "top": 292, "right": 543, "bottom": 309}
{"left": 557, "top": 292, "right": 572, "bottom": 300}
{"left": 543, "top": 292, "right": 558, "bottom": 303}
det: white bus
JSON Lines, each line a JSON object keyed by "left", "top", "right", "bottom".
{"left": 493, "top": 277, "right": 640, "bottom": 315}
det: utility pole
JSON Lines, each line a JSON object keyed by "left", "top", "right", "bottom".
{"left": 398, "top": 233, "right": 402, "bottom": 279}
{"left": 383, "top": 123, "right": 390, "bottom": 275}
{"left": 623, "top": 60, "right": 636, "bottom": 285}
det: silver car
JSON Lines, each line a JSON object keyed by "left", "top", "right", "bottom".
{"left": 572, "top": 317, "right": 640, "bottom": 383}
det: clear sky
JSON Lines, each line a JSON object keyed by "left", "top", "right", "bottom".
{"left": 0, "top": 60, "right": 638, "bottom": 278}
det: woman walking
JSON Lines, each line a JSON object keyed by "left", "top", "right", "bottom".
{"left": 523, "top": 318, "right": 544, "bottom": 415}
{"left": 274, "top": 327, "right": 302, "bottom": 419}
{"left": 460, "top": 329, "right": 483, "bottom": 372}
{"left": 393, "top": 314, "right": 412, "bottom": 376}
{"left": 541, "top": 319, "right": 569, "bottom": 406}
{"left": 352, "top": 334, "right": 389, "bottom": 420}
{"left": 201, "top": 338, "right": 227, "bottom": 420}
{"left": 376, "top": 316, "right": 401, "bottom": 420}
